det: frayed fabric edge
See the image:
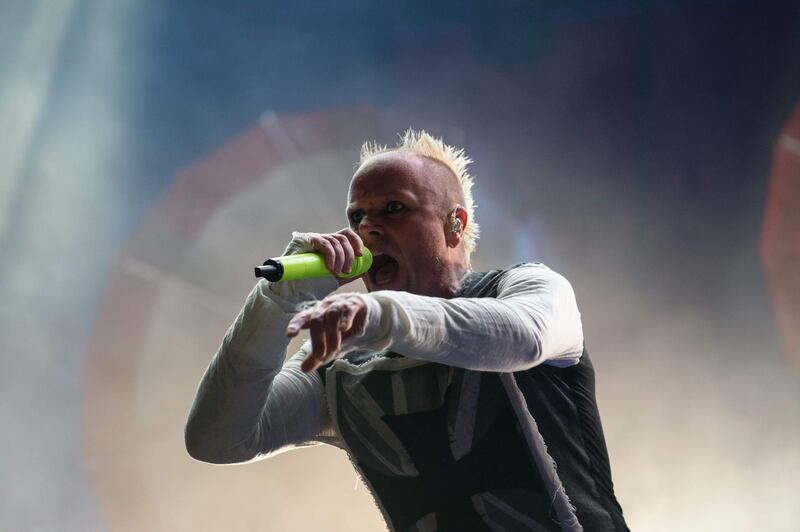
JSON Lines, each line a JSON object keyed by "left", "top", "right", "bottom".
{"left": 499, "top": 373, "right": 583, "bottom": 532}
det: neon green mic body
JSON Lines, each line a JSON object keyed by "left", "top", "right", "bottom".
{"left": 255, "top": 247, "right": 373, "bottom": 282}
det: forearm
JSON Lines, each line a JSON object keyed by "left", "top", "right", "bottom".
{"left": 348, "top": 264, "right": 584, "bottom": 371}
{"left": 184, "top": 346, "right": 282, "bottom": 464}
{"left": 185, "top": 277, "right": 337, "bottom": 463}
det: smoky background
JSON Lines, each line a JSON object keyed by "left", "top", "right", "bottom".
{"left": 1, "top": 1, "right": 799, "bottom": 531}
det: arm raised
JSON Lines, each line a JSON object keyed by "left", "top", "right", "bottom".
{"left": 185, "top": 276, "right": 339, "bottom": 464}
{"left": 295, "top": 263, "right": 584, "bottom": 373}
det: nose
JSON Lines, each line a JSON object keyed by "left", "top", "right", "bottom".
{"left": 356, "top": 214, "right": 383, "bottom": 238}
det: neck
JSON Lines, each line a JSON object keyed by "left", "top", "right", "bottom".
{"left": 434, "top": 260, "right": 471, "bottom": 299}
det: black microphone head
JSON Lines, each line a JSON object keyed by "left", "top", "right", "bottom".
{"left": 254, "top": 260, "right": 283, "bottom": 281}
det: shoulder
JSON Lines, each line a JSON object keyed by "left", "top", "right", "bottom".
{"left": 458, "top": 262, "right": 576, "bottom": 299}
{"left": 497, "top": 262, "right": 575, "bottom": 295}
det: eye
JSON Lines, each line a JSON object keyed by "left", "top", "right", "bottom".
{"left": 349, "top": 210, "right": 364, "bottom": 225}
{"left": 386, "top": 201, "right": 405, "bottom": 214}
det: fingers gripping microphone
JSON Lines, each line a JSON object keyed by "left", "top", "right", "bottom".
{"left": 254, "top": 248, "right": 373, "bottom": 282}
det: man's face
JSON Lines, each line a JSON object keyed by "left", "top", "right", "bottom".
{"left": 347, "top": 151, "right": 454, "bottom": 296}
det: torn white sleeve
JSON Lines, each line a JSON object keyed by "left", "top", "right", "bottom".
{"left": 342, "top": 263, "right": 584, "bottom": 372}
{"left": 185, "top": 266, "right": 339, "bottom": 463}
{"left": 246, "top": 342, "right": 340, "bottom": 460}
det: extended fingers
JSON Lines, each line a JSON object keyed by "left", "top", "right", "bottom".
{"left": 291, "top": 309, "right": 328, "bottom": 373}
{"left": 288, "top": 295, "right": 369, "bottom": 373}
{"left": 324, "top": 311, "right": 344, "bottom": 356}
{"left": 341, "top": 301, "right": 368, "bottom": 340}
{"left": 299, "top": 318, "right": 340, "bottom": 373}
{"left": 286, "top": 308, "right": 312, "bottom": 337}
{"left": 308, "top": 316, "right": 327, "bottom": 358}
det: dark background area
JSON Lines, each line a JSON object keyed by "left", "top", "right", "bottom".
{"left": 2, "top": 1, "right": 799, "bottom": 530}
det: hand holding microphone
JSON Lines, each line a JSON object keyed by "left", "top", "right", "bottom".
{"left": 255, "top": 228, "right": 371, "bottom": 286}
{"left": 254, "top": 228, "right": 373, "bottom": 372}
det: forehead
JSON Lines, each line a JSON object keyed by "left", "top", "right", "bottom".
{"left": 347, "top": 151, "right": 446, "bottom": 204}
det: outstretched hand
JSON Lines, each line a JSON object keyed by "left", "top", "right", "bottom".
{"left": 286, "top": 293, "right": 369, "bottom": 372}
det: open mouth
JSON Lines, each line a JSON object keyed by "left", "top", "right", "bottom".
{"left": 369, "top": 253, "right": 399, "bottom": 286}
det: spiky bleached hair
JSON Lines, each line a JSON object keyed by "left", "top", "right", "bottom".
{"left": 357, "top": 129, "right": 480, "bottom": 258}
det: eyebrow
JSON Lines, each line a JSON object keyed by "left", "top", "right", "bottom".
{"left": 347, "top": 190, "right": 418, "bottom": 213}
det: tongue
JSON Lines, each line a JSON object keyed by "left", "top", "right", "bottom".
{"left": 373, "top": 261, "right": 399, "bottom": 284}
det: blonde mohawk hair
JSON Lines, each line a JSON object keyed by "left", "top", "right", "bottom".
{"left": 358, "top": 129, "right": 480, "bottom": 258}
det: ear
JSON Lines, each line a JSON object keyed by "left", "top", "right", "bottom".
{"left": 446, "top": 205, "right": 468, "bottom": 248}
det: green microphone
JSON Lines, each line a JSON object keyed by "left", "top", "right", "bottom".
{"left": 254, "top": 247, "right": 373, "bottom": 282}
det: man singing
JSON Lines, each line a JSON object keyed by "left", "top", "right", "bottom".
{"left": 185, "top": 130, "right": 628, "bottom": 531}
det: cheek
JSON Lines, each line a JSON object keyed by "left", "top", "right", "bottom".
{"left": 393, "top": 218, "right": 446, "bottom": 266}
{"left": 418, "top": 219, "right": 446, "bottom": 244}
{"left": 401, "top": 232, "right": 445, "bottom": 274}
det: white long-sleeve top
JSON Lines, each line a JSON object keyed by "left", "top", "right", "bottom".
{"left": 184, "top": 262, "right": 584, "bottom": 465}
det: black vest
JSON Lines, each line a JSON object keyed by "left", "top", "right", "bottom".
{"left": 323, "top": 265, "right": 629, "bottom": 531}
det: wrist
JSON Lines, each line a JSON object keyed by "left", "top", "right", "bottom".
{"left": 263, "top": 276, "right": 338, "bottom": 312}
{"left": 341, "top": 294, "right": 389, "bottom": 352}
